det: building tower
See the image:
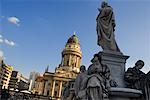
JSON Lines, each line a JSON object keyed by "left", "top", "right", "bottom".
{"left": 55, "top": 32, "right": 82, "bottom": 77}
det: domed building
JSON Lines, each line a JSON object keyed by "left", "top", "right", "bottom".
{"left": 55, "top": 32, "right": 82, "bottom": 76}
{"left": 34, "top": 32, "right": 82, "bottom": 100}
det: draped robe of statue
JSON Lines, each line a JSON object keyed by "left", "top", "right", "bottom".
{"left": 74, "top": 71, "right": 88, "bottom": 100}
{"left": 86, "top": 60, "right": 110, "bottom": 100}
{"left": 96, "top": 3, "right": 120, "bottom": 52}
{"left": 125, "top": 67, "right": 150, "bottom": 100}
{"left": 62, "top": 83, "right": 70, "bottom": 100}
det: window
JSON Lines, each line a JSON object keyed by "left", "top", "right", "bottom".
{"left": 3, "top": 74, "right": 8, "bottom": 78}
{"left": 71, "top": 83, "right": 74, "bottom": 88}
{"left": 55, "top": 83, "right": 58, "bottom": 86}
{"left": 48, "top": 83, "right": 51, "bottom": 86}
{"left": 67, "top": 60, "right": 69, "bottom": 65}
{"left": 54, "top": 91, "right": 57, "bottom": 97}
{"left": 47, "top": 90, "right": 49, "bottom": 96}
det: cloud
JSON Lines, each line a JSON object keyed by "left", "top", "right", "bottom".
{"left": 4, "top": 39, "right": 15, "bottom": 46}
{"left": 0, "top": 34, "right": 4, "bottom": 43}
{"left": 0, "top": 34, "right": 15, "bottom": 46}
{"left": 0, "top": 34, "right": 3, "bottom": 38}
{"left": 0, "top": 38, "right": 3, "bottom": 43}
{"left": 8, "top": 16, "right": 20, "bottom": 26}
{"left": 0, "top": 50, "right": 3, "bottom": 57}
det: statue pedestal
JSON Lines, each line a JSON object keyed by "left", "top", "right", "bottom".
{"left": 108, "top": 87, "right": 142, "bottom": 100}
{"left": 98, "top": 51, "right": 129, "bottom": 87}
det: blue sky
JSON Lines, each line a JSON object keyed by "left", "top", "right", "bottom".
{"left": 0, "top": 0, "right": 150, "bottom": 78}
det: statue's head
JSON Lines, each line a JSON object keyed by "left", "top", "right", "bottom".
{"left": 80, "top": 65, "right": 86, "bottom": 73}
{"left": 91, "top": 54, "right": 101, "bottom": 63}
{"left": 101, "top": 1, "right": 108, "bottom": 8}
{"left": 135, "top": 60, "right": 144, "bottom": 69}
{"left": 88, "top": 54, "right": 103, "bottom": 75}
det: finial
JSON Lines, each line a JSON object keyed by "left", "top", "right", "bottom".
{"left": 102, "top": 0, "right": 108, "bottom": 3}
{"left": 73, "top": 31, "right": 76, "bottom": 36}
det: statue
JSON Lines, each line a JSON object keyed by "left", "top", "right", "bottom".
{"left": 96, "top": 1, "right": 120, "bottom": 52}
{"left": 62, "top": 81, "right": 76, "bottom": 100}
{"left": 74, "top": 54, "right": 117, "bottom": 100}
{"left": 62, "top": 82, "right": 71, "bottom": 100}
{"left": 124, "top": 60, "right": 150, "bottom": 100}
{"left": 74, "top": 65, "right": 88, "bottom": 100}
{"left": 86, "top": 54, "right": 110, "bottom": 100}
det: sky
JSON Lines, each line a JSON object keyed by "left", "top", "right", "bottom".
{"left": 0, "top": 0, "right": 150, "bottom": 78}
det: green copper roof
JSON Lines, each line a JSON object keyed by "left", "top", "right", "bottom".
{"left": 67, "top": 34, "right": 79, "bottom": 44}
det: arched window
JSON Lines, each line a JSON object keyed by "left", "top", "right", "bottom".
{"left": 54, "top": 91, "right": 57, "bottom": 97}
{"left": 67, "top": 60, "right": 69, "bottom": 66}
{"left": 47, "top": 90, "right": 49, "bottom": 96}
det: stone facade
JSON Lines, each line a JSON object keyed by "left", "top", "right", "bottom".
{"left": 0, "top": 61, "right": 13, "bottom": 89}
{"left": 8, "top": 71, "right": 29, "bottom": 91}
{"left": 33, "top": 33, "right": 82, "bottom": 100}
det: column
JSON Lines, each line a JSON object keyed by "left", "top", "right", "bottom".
{"left": 39, "top": 82, "right": 43, "bottom": 95}
{"left": 58, "top": 81, "right": 63, "bottom": 97}
{"left": 78, "top": 57, "right": 81, "bottom": 67}
{"left": 44, "top": 81, "right": 48, "bottom": 96}
{"left": 51, "top": 80, "right": 55, "bottom": 97}
{"left": 64, "top": 55, "right": 66, "bottom": 66}
{"left": 69, "top": 55, "right": 71, "bottom": 66}
{"left": 42, "top": 80, "right": 46, "bottom": 95}
{"left": 76, "top": 57, "right": 78, "bottom": 67}
{"left": 74, "top": 56, "right": 77, "bottom": 67}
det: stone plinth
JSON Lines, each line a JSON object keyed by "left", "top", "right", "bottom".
{"left": 108, "top": 87, "right": 142, "bottom": 100}
{"left": 98, "top": 51, "right": 129, "bottom": 87}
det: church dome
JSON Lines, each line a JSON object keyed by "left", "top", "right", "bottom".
{"left": 67, "top": 33, "right": 79, "bottom": 44}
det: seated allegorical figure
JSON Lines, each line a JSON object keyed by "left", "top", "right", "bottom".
{"left": 74, "top": 54, "right": 118, "bottom": 100}
{"left": 124, "top": 60, "right": 150, "bottom": 100}
{"left": 86, "top": 54, "right": 111, "bottom": 100}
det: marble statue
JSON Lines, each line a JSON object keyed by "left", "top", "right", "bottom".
{"left": 62, "top": 82, "right": 70, "bottom": 100}
{"left": 124, "top": 60, "right": 150, "bottom": 100}
{"left": 62, "top": 81, "right": 75, "bottom": 100}
{"left": 74, "top": 54, "right": 112, "bottom": 100}
{"left": 74, "top": 65, "right": 88, "bottom": 100}
{"left": 86, "top": 54, "right": 110, "bottom": 100}
{"left": 73, "top": 1, "right": 148, "bottom": 100}
{"left": 96, "top": 1, "right": 120, "bottom": 52}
